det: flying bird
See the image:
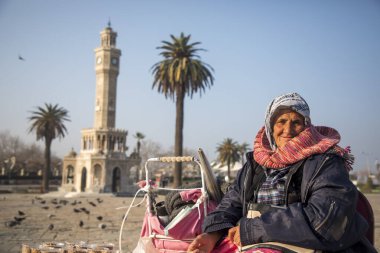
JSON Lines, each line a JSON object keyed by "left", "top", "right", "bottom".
{"left": 18, "top": 54, "right": 25, "bottom": 61}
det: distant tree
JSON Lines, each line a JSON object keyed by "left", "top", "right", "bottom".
{"left": 133, "top": 132, "right": 145, "bottom": 155}
{"left": 138, "top": 139, "right": 170, "bottom": 181}
{"left": 151, "top": 33, "right": 214, "bottom": 187}
{"left": 28, "top": 103, "right": 70, "bottom": 193}
{"left": 216, "top": 138, "right": 240, "bottom": 182}
{"left": 0, "top": 131, "right": 63, "bottom": 177}
{"left": 0, "top": 131, "right": 21, "bottom": 162}
{"left": 359, "top": 177, "right": 374, "bottom": 193}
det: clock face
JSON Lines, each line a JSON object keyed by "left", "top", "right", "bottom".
{"left": 96, "top": 57, "right": 102, "bottom": 64}
{"left": 111, "top": 58, "right": 118, "bottom": 65}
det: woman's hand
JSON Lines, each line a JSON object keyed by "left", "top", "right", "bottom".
{"left": 227, "top": 226, "right": 241, "bottom": 246}
{"left": 187, "top": 231, "right": 223, "bottom": 253}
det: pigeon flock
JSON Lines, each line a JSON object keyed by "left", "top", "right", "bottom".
{"left": 4, "top": 196, "right": 109, "bottom": 232}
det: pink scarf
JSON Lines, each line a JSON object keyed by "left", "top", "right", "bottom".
{"left": 253, "top": 125, "right": 353, "bottom": 170}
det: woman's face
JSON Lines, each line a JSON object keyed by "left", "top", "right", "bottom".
{"left": 272, "top": 109, "right": 305, "bottom": 148}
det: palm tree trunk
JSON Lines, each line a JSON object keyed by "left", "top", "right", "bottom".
{"left": 174, "top": 88, "right": 185, "bottom": 187}
{"left": 227, "top": 157, "right": 231, "bottom": 183}
{"left": 43, "top": 138, "right": 52, "bottom": 193}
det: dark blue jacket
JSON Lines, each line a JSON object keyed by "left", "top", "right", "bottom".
{"left": 203, "top": 152, "right": 376, "bottom": 252}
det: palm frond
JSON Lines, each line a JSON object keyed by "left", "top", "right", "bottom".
{"left": 151, "top": 33, "right": 214, "bottom": 101}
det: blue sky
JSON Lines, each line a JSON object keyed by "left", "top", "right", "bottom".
{"left": 0, "top": 0, "right": 379, "bottom": 171}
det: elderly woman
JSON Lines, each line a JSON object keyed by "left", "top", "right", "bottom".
{"left": 188, "top": 93, "right": 375, "bottom": 253}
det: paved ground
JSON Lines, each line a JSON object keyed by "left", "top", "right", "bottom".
{"left": 0, "top": 192, "right": 147, "bottom": 253}
{"left": 0, "top": 193, "right": 379, "bottom": 253}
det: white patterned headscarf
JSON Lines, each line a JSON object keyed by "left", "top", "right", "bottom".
{"left": 264, "top": 92, "right": 311, "bottom": 149}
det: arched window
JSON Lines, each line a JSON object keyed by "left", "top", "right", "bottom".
{"left": 66, "top": 166, "right": 74, "bottom": 184}
{"left": 81, "top": 167, "right": 87, "bottom": 192}
{"left": 112, "top": 167, "right": 121, "bottom": 192}
{"left": 93, "top": 164, "right": 102, "bottom": 186}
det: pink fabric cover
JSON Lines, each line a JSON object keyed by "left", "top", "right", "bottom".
{"left": 138, "top": 189, "right": 284, "bottom": 252}
{"left": 139, "top": 189, "right": 228, "bottom": 252}
{"left": 211, "top": 238, "right": 238, "bottom": 253}
{"left": 179, "top": 188, "right": 202, "bottom": 202}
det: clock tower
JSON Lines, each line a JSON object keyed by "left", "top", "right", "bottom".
{"left": 94, "top": 24, "right": 121, "bottom": 129}
{"left": 61, "top": 24, "right": 140, "bottom": 193}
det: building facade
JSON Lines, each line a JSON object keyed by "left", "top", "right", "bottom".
{"left": 61, "top": 24, "right": 140, "bottom": 193}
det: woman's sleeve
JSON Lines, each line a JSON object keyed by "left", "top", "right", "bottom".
{"left": 202, "top": 163, "right": 248, "bottom": 234}
{"left": 239, "top": 155, "right": 365, "bottom": 251}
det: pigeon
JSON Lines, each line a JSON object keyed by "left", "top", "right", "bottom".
{"left": 47, "top": 214, "right": 56, "bottom": 219}
{"left": 79, "top": 220, "right": 84, "bottom": 227}
{"left": 48, "top": 224, "right": 54, "bottom": 230}
{"left": 40, "top": 200, "right": 46, "bottom": 204}
{"left": 73, "top": 208, "right": 81, "bottom": 213}
{"left": 59, "top": 200, "right": 68, "bottom": 205}
{"left": 71, "top": 200, "right": 77, "bottom": 206}
{"left": 51, "top": 199, "right": 58, "bottom": 205}
{"left": 5, "top": 220, "right": 18, "bottom": 227}
{"left": 96, "top": 216, "right": 103, "bottom": 221}
{"left": 98, "top": 223, "right": 106, "bottom": 229}
{"left": 18, "top": 210, "right": 25, "bottom": 216}
{"left": 14, "top": 217, "right": 26, "bottom": 222}
{"left": 55, "top": 205, "right": 62, "bottom": 209}
{"left": 42, "top": 206, "right": 49, "bottom": 210}
{"left": 96, "top": 198, "right": 103, "bottom": 204}
{"left": 88, "top": 201, "right": 96, "bottom": 207}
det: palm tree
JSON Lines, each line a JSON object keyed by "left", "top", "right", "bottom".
{"left": 133, "top": 132, "right": 145, "bottom": 155}
{"left": 216, "top": 138, "right": 240, "bottom": 182}
{"left": 151, "top": 33, "right": 214, "bottom": 187}
{"left": 28, "top": 103, "right": 70, "bottom": 193}
{"left": 238, "top": 142, "right": 250, "bottom": 165}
